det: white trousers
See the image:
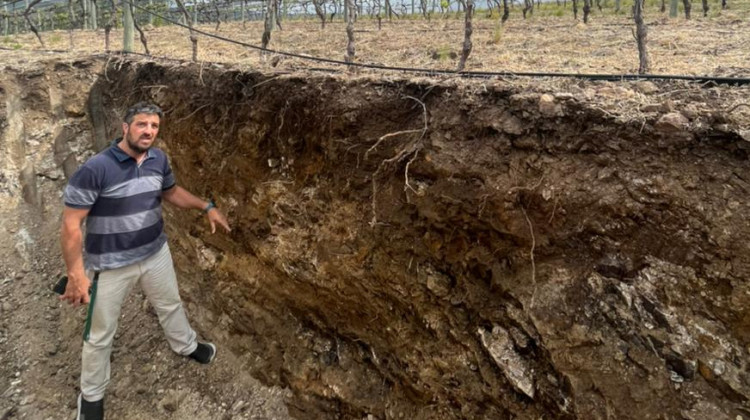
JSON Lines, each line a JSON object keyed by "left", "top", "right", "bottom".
{"left": 80, "top": 243, "right": 197, "bottom": 402}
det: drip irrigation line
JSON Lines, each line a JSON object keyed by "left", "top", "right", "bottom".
{"left": 119, "top": 0, "right": 750, "bottom": 86}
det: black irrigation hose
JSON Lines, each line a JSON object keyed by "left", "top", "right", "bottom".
{"left": 120, "top": 0, "right": 750, "bottom": 86}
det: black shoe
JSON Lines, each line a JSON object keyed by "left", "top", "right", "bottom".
{"left": 77, "top": 394, "right": 104, "bottom": 420}
{"left": 188, "top": 342, "right": 216, "bottom": 364}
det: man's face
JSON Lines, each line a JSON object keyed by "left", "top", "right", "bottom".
{"left": 122, "top": 113, "right": 160, "bottom": 154}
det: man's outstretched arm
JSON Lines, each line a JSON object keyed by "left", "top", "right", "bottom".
{"left": 162, "top": 186, "right": 231, "bottom": 233}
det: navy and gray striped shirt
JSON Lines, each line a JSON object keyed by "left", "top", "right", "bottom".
{"left": 63, "top": 140, "right": 176, "bottom": 271}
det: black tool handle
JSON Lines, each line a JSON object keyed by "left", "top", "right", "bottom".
{"left": 52, "top": 276, "right": 69, "bottom": 295}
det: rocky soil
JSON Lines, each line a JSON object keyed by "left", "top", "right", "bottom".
{"left": 2, "top": 53, "right": 750, "bottom": 419}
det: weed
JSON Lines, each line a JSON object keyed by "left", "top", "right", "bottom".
{"left": 490, "top": 23, "right": 503, "bottom": 44}
{"left": 435, "top": 45, "right": 453, "bottom": 60}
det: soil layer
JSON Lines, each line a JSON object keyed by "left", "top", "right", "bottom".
{"left": 2, "top": 55, "right": 750, "bottom": 419}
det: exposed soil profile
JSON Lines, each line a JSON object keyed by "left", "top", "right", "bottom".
{"left": 1, "top": 55, "right": 750, "bottom": 419}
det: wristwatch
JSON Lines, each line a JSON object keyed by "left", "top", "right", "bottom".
{"left": 203, "top": 200, "right": 216, "bottom": 213}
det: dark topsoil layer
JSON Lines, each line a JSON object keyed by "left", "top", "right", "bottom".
{"left": 4, "top": 56, "right": 750, "bottom": 419}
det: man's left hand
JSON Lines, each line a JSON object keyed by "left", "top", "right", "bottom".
{"left": 206, "top": 208, "right": 231, "bottom": 234}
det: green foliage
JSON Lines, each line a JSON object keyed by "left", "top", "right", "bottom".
{"left": 490, "top": 23, "right": 503, "bottom": 44}
{"left": 143, "top": 1, "right": 168, "bottom": 23}
{"left": 2, "top": 36, "right": 11, "bottom": 44}
{"left": 49, "top": 33, "right": 62, "bottom": 44}
{"left": 434, "top": 45, "right": 452, "bottom": 60}
{"left": 12, "top": 43, "right": 22, "bottom": 50}
{"left": 527, "top": 3, "right": 567, "bottom": 18}
{"left": 53, "top": 12, "right": 70, "bottom": 27}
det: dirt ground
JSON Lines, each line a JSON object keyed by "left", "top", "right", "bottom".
{"left": 2, "top": 9, "right": 750, "bottom": 77}
{"left": 1, "top": 17, "right": 750, "bottom": 420}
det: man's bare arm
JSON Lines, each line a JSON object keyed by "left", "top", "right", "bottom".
{"left": 60, "top": 207, "right": 92, "bottom": 306}
{"left": 162, "top": 186, "right": 231, "bottom": 233}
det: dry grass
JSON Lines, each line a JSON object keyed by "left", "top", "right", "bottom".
{"left": 2, "top": 4, "right": 750, "bottom": 77}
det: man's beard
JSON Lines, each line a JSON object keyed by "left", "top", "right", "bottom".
{"left": 126, "top": 131, "right": 152, "bottom": 154}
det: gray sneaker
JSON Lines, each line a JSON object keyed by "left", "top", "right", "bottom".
{"left": 188, "top": 342, "right": 216, "bottom": 364}
{"left": 77, "top": 394, "right": 103, "bottom": 420}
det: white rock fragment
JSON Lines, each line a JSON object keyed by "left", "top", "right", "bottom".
{"left": 596, "top": 85, "right": 636, "bottom": 99}
{"left": 538, "top": 94, "right": 563, "bottom": 117}
{"left": 198, "top": 246, "right": 219, "bottom": 270}
{"left": 478, "top": 326, "right": 535, "bottom": 398}
{"left": 655, "top": 112, "right": 689, "bottom": 133}
{"left": 634, "top": 81, "right": 659, "bottom": 94}
{"left": 492, "top": 111, "right": 524, "bottom": 135}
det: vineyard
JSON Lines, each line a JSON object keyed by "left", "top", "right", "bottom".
{"left": 1, "top": 0, "right": 750, "bottom": 75}
{"left": 1, "top": 0, "right": 750, "bottom": 419}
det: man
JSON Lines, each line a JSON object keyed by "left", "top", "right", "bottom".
{"left": 60, "top": 102, "right": 230, "bottom": 420}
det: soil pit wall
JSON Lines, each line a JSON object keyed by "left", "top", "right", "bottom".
{"left": 5, "top": 58, "right": 750, "bottom": 419}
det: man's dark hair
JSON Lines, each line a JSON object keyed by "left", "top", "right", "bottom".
{"left": 123, "top": 102, "right": 164, "bottom": 124}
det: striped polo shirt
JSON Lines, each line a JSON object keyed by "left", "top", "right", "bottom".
{"left": 63, "top": 140, "right": 176, "bottom": 271}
